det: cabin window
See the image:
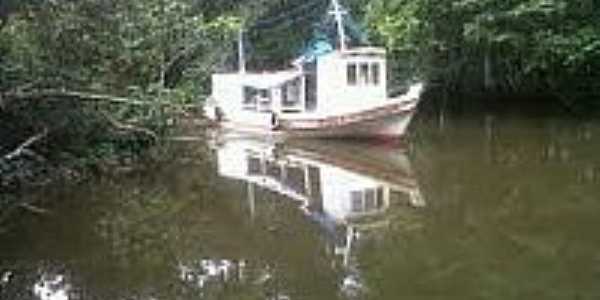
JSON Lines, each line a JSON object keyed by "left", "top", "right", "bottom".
{"left": 244, "top": 87, "right": 272, "bottom": 112}
{"left": 285, "top": 166, "right": 306, "bottom": 194}
{"left": 364, "top": 189, "right": 376, "bottom": 210}
{"left": 351, "top": 191, "right": 363, "bottom": 212}
{"left": 266, "top": 160, "right": 281, "bottom": 179}
{"left": 359, "top": 63, "right": 369, "bottom": 85}
{"left": 281, "top": 85, "right": 288, "bottom": 104}
{"left": 260, "top": 89, "right": 272, "bottom": 112}
{"left": 282, "top": 78, "right": 302, "bottom": 109}
{"left": 376, "top": 187, "right": 385, "bottom": 207}
{"left": 347, "top": 61, "right": 382, "bottom": 86}
{"left": 247, "top": 157, "right": 262, "bottom": 175}
{"left": 347, "top": 63, "right": 357, "bottom": 86}
{"left": 259, "top": 89, "right": 269, "bottom": 98}
{"left": 350, "top": 188, "right": 385, "bottom": 213}
{"left": 371, "top": 63, "right": 380, "bottom": 85}
{"left": 243, "top": 87, "right": 258, "bottom": 111}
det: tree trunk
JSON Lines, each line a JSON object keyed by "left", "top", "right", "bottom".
{"left": 0, "top": 0, "right": 14, "bottom": 33}
{"left": 163, "top": 42, "right": 205, "bottom": 88}
{"left": 484, "top": 42, "right": 494, "bottom": 90}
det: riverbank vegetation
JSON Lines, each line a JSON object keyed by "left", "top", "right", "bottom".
{"left": 0, "top": 0, "right": 244, "bottom": 193}
{"left": 2, "top": 0, "right": 598, "bottom": 194}
{"left": 364, "top": 0, "right": 600, "bottom": 113}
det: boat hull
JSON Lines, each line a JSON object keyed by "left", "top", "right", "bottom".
{"left": 210, "top": 99, "right": 419, "bottom": 139}
{"left": 279, "top": 99, "right": 418, "bottom": 138}
{"left": 206, "top": 82, "right": 423, "bottom": 139}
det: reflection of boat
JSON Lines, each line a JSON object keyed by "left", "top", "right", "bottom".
{"left": 212, "top": 137, "right": 425, "bottom": 296}
{"left": 204, "top": 0, "right": 423, "bottom": 138}
{"left": 214, "top": 138, "right": 424, "bottom": 223}
{"left": 33, "top": 273, "right": 71, "bottom": 300}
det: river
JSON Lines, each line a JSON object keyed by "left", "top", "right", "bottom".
{"left": 1, "top": 113, "right": 600, "bottom": 300}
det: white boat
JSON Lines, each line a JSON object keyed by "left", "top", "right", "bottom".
{"left": 204, "top": 0, "right": 424, "bottom": 138}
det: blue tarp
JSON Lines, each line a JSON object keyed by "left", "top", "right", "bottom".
{"left": 295, "top": 10, "right": 369, "bottom": 64}
{"left": 296, "top": 35, "right": 335, "bottom": 63}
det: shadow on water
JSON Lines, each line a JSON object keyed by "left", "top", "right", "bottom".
{"left": 2, "top": 110, "right": 600, "bottom": 300}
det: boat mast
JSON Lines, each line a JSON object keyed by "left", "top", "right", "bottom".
{"left": 238, "top": 27, "right": 246, "bottom": 74}
{"left": 330, "top": 0, "right": 347, "bottom": 52}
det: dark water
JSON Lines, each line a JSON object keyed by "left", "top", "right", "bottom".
{"left": 1, "top": 115, "right": 600, "bottom": 300}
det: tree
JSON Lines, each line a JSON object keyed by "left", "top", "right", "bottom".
{"left": 365, "top": 0, "right": 600, "bottom": 113}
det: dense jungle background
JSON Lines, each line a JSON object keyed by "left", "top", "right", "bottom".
{"left": 1, "top": 0, "right": 599, "bottom": 192}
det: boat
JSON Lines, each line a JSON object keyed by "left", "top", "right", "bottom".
{"left": 210, "top": 137, "right": 425, "bottom": 295}
{"left": 204, "top": 0, "right": 424, "bottom": 138}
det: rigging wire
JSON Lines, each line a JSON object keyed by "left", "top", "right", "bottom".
{"left": 250, "top": 0, "right": 327, "bottom": 30}
{"left": 234, "top": 0, "right": 369, "bottom": 67}
{"left": 251, "top": 9, "right": 324, "bottom": 33}
{"left": 247, "top": 0, "right": 367, "bottom": 43}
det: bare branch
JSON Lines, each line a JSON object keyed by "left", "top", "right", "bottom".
{"left": 5, "top": 90, "right": 151, "bottom": 106}
{"left": 99, "top": 111, "right": 158, "bottom": 142}
{"left": 3, "top": 89, "right": 197, "bottom": 109}
{"left": 2, "top": 129, "right": 48, "bottom": 161}
{"left": 19, "top": 203, "right": 50, "bottom": 215}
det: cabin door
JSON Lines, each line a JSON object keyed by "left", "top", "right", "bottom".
{"left": 304, "top": 62, "right": 317, "bottom": 111}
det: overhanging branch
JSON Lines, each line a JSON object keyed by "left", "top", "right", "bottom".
{"left": 99, "top": 110, "right": 158, "bottom": 142}
{"left": 6, "top": 90, "right": 150, "bottom": 106}
{"left": 2, "top": 129, "right": 48, "bottom": 162}
{"left": 3, "top": 89, "right": 196, "bottom": 108}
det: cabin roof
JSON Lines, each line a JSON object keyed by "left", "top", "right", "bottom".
{"left": 341, "top": 47, "right": 386, "bottom": 56}
{"left": 213, "top": 70, "right": 302, "bottom": 88}
{"left": 214, "top": 70, "right": 302, "bottom": 89}
{"left": 242, "top": 71, "right": 302, "bottom": 89}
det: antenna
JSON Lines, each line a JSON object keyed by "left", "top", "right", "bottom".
{"left": 329, "top": 0, "right": 347, "bottom": 51}
{"left": 238, "top": 27, "right": 246, "bottom": 74}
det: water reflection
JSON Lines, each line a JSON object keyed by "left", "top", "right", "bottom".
{"left": 179, "top": 259, "right": 249, "bottom": 291}
{"left": 0, "top": 135, "right": 426, "bottom": 300}
{"left": 33, "top": 274, "right": 71, "bottom": 300}
{"left": 1, "top": 270, "right": 12, "bottom": 291}
{"left": 3, "top": 116, "right": 599, "bottom": 300}
{"left": 212, "top": 138, "right": 425, "bottom": 298}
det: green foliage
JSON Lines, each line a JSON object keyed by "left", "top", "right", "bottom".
{"left": 0, "top": 0, "right": 249, "bottom": 101}
{"left": 365, "top": 0, "right": 600, "bottom": 112}
{"left": 0, "top": 0, "right": 239, "bottom": 190}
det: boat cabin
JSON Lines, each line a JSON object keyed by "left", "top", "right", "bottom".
{"left": 211, "top": 70, "right": 306, "bottom": 126}
{"left": 311, "top": 47, "right": 387, "bottom": 115}
{"left": 210, "top": 47, "right": 388, "bottom": 127}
